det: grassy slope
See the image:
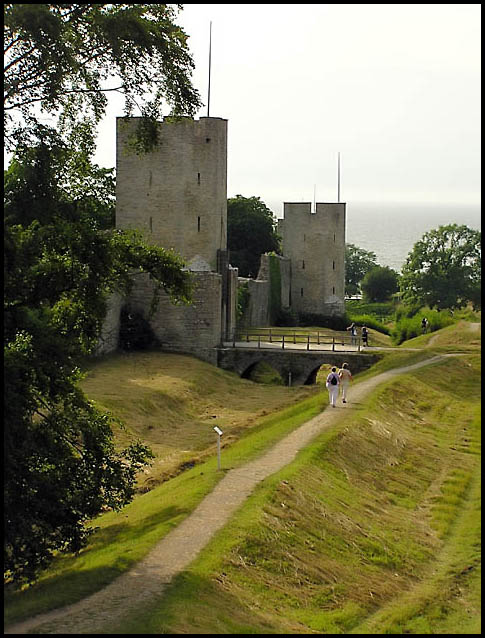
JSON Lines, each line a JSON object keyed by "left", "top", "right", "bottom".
{"left": 4, "top": 322, "right": 481, "bottom": 633}
{"left": 79, "top": 351, "right": 318, "bottom": 489}
{"left": 110, "top": 352, "right": 481, "bottom": 634}
{"left": 4, "top": 355, "right": 326, "bottom": 627}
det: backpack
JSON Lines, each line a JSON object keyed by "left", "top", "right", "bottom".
{"left": 330, "top": 374, "right": 338, "bottom": 385}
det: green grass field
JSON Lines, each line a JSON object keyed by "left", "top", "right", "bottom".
{"left": 103, "top": 352, "right": 481, "bottom": 634}
{"left": 4, "top": 321, "right": 481, "bottom": 634}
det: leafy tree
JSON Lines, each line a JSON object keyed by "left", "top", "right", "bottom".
{"left": 4, "top": 3, "right": 201, "bottom": 151}
{"left": 227, "top": 195, "right": 281, "bottom": 278}
{"left": 4, "top": 142, "right": 194, "bottom": 585}
{"left": 400, "top": 224, "right": 481, "bottom": 310}
{"left": 361, "top": 265, "right": 400, "bottom": 303}
{"left": 345, "top": 243, "right": 378, "bottom": 296}
{"left": 4, "top": 3, "right": 201, "bottom": 585}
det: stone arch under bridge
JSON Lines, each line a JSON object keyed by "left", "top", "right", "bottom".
{"left": 216, "top": 348, "right": 381, "bottom": 386}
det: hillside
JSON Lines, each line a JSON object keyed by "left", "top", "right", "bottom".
{"left": 79, "top": 351, "right": 319, "bottom": 489}
{"left": 4, "top": 321, "right": 481, "bottom": 634}
{"left": 106, "top": 350, "right": 481, "bottom": 634}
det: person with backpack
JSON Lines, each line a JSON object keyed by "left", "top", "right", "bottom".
{"left": 361, "top": 325, "right": 369, "bottom": 347}
{"left": 338, "top": 362, "right": 353, "bottom": 403}
{"left": 326, "top": 366, "right": 340, "bottom": 408}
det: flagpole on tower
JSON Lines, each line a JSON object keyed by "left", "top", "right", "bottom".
{"left": 207, "top": 21, "right": 212, "bottom": 117}
{"left": 337, "top": 152, "right": 341, "bottom": 203}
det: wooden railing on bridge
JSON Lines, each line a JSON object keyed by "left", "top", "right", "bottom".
{"left": 225, "top": 328, "right": 362, "bottom": 352}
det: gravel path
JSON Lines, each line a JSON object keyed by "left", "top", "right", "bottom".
{"left": 5, "top": 355, "right": 445, "bottom": 635}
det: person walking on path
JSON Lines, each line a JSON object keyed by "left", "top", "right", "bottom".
{"left": 361, "top": 326, "right": 369, "bottom": 347}
{"left": 347, "top": 322, "right": 358, "bottom": 346}
{"left": 326, "top": 366, "right": 340, "bottom": 408}
{"left": 338, "top": 362, "right": 353, "bottom": 403}
{"left": 421, "top": 317, "right": 429, "bottom": 334}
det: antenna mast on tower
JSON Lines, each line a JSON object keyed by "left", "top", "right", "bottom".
{"left": 207, "top": 21, "right": 212, "bottom": 117}
{"left": 337, "top": 152, "right": 341, "bottom": 202}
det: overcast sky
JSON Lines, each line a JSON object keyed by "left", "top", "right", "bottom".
{"left": 94, "top": 3, "right": 481, "bottom": 216}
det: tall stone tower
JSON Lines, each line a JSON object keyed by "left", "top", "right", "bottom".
{"left": 116, "top": 116, "right": 227, "bottom": 271}
{"left": 278, "top": 202, "right": 346, "bottom": 317}
{"left": 108, "top": 116, "right": 237, "bottom": 363}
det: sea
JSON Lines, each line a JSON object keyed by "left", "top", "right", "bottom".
{"left": 344, "top": 202, "right": 481, "bottom": 273}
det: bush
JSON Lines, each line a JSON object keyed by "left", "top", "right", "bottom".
{"left": 236, "top": 280, "right": 250, "bottom": 323}
{"left": 119, "top": 307, "right": 158, "bottom": 351}
{"left": 274, "top": 307, "right": 299, "bottom": 327}
{"left": 361, "top": 266, "right": 399, "bottom": 302}
{"left": 391, "top": 309, "right": 454, "bottom": 344}
{"left": 346, "top": 313, "right": 391, "bottom": 335}
{"left": 345, "top": 300, "right": 396, "bottom": 319}
{"left": 298, "top": 312, "right": 351, "bottom": 331}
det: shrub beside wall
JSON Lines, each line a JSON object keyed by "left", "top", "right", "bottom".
{"left": 119, "top": 306, "right": 158, "bottom": 350}
{"left": 237, "top": 280, "right": 250, "bottom": 324}
{"left": 268, "top": 254, "right": 282, "bottom": 325}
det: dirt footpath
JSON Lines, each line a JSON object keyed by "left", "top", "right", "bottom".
{"left": 5, "top": 356, "right": 445, "bottom": 635}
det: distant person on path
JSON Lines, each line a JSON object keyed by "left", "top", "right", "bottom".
{"left": 361, "top": 325, "right": 369, "bottom": 347}
{"left": 326, "top": 366, "right": 340, "bottom": 408}
{"left": 338, "top": 362, "right": 353, "bottom": 403}
{"left": 421, "top": 317, "right": 429, "bottom": 334}
{"left": 347, "top": 322, "right": 358, "bottom": 346}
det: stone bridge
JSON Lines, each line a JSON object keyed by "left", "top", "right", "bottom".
{"left": 216, "top": 347, "right": 381, "bottom": 385}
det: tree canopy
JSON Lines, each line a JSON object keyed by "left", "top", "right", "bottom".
{"left": 227, "top": 195, "right": 281, "bottom": 278}
{"left": 4, "top": 3, "right": 201, "bottom": 151}
{"left": 4, "top": 3, "right": 200, "bottom": 585}
{"left": 361, "top": 265, "right": 400, "bottom": 303}
{"left": 345, "top": 243, "right": 378, "bottom": 296}
{"left": 400, "top": 224, "right": 481, "bottom": 310}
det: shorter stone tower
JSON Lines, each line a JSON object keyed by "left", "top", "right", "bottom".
{"left": 278, "top": 202, "right": 346, "bottom": 317}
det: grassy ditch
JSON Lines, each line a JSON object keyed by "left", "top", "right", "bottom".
{"left": 78, "top": 351, "right": 318, "bottom": 489}
{"left": 4, "top": 323, "right": 480, "bottom": 632}
{"left": 106, "top": 354, "right": 481, "bottom": 635}
{"left": 3, "top": 349, "right": 427, "bottom": 627}
{"left": 4, "top": 378, "right": 327, "bottom": 627}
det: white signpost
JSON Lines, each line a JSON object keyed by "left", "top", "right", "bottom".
{"left": 213, "top": 426, "right": 223, "bottom": 470}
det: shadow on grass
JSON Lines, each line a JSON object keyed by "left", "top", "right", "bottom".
{"left": 103, "top": 570, "right": 282, "bottom": 635}
{"left": 4, "top": 505, "right": 185, "bottom": 627}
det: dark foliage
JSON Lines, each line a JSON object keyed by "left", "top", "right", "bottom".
{"left": 227, "top": 195, "right": 280, "bottom": 278}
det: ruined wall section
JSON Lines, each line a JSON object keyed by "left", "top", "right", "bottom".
{"left": 237, "top": 254, "right": 291, "bottom": 329}
{"left": 278, "top": 202, "right": 346, "bottom": 317}
{"left": 95, "top": 292, "right": 123, "bottom": 355}
{"left": 126, "top": 271, "right": 222, "bottom": 365}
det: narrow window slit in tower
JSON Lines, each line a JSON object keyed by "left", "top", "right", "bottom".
{"left": 333, "top": 286, "right": 335, "bottom": 294}
{"left": 197, "top": 172, "right": 201, "bottom": 184}
{"left": 149, "top": 216, "right": 153, "bottom": 232}
{"left": 334, "top": 233, "right": 336, "bottom": 242}
{"left": 301, "top": 288, "right": 304, "bottom": 297}
{"left": 198, "top": 216, "right": 201, "bottom": 232}
{"left": 333, "top": 260, "right": 335, "bottom": 270}
{"left": 302, "top": 260, "right": 305, "bottom": 269}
